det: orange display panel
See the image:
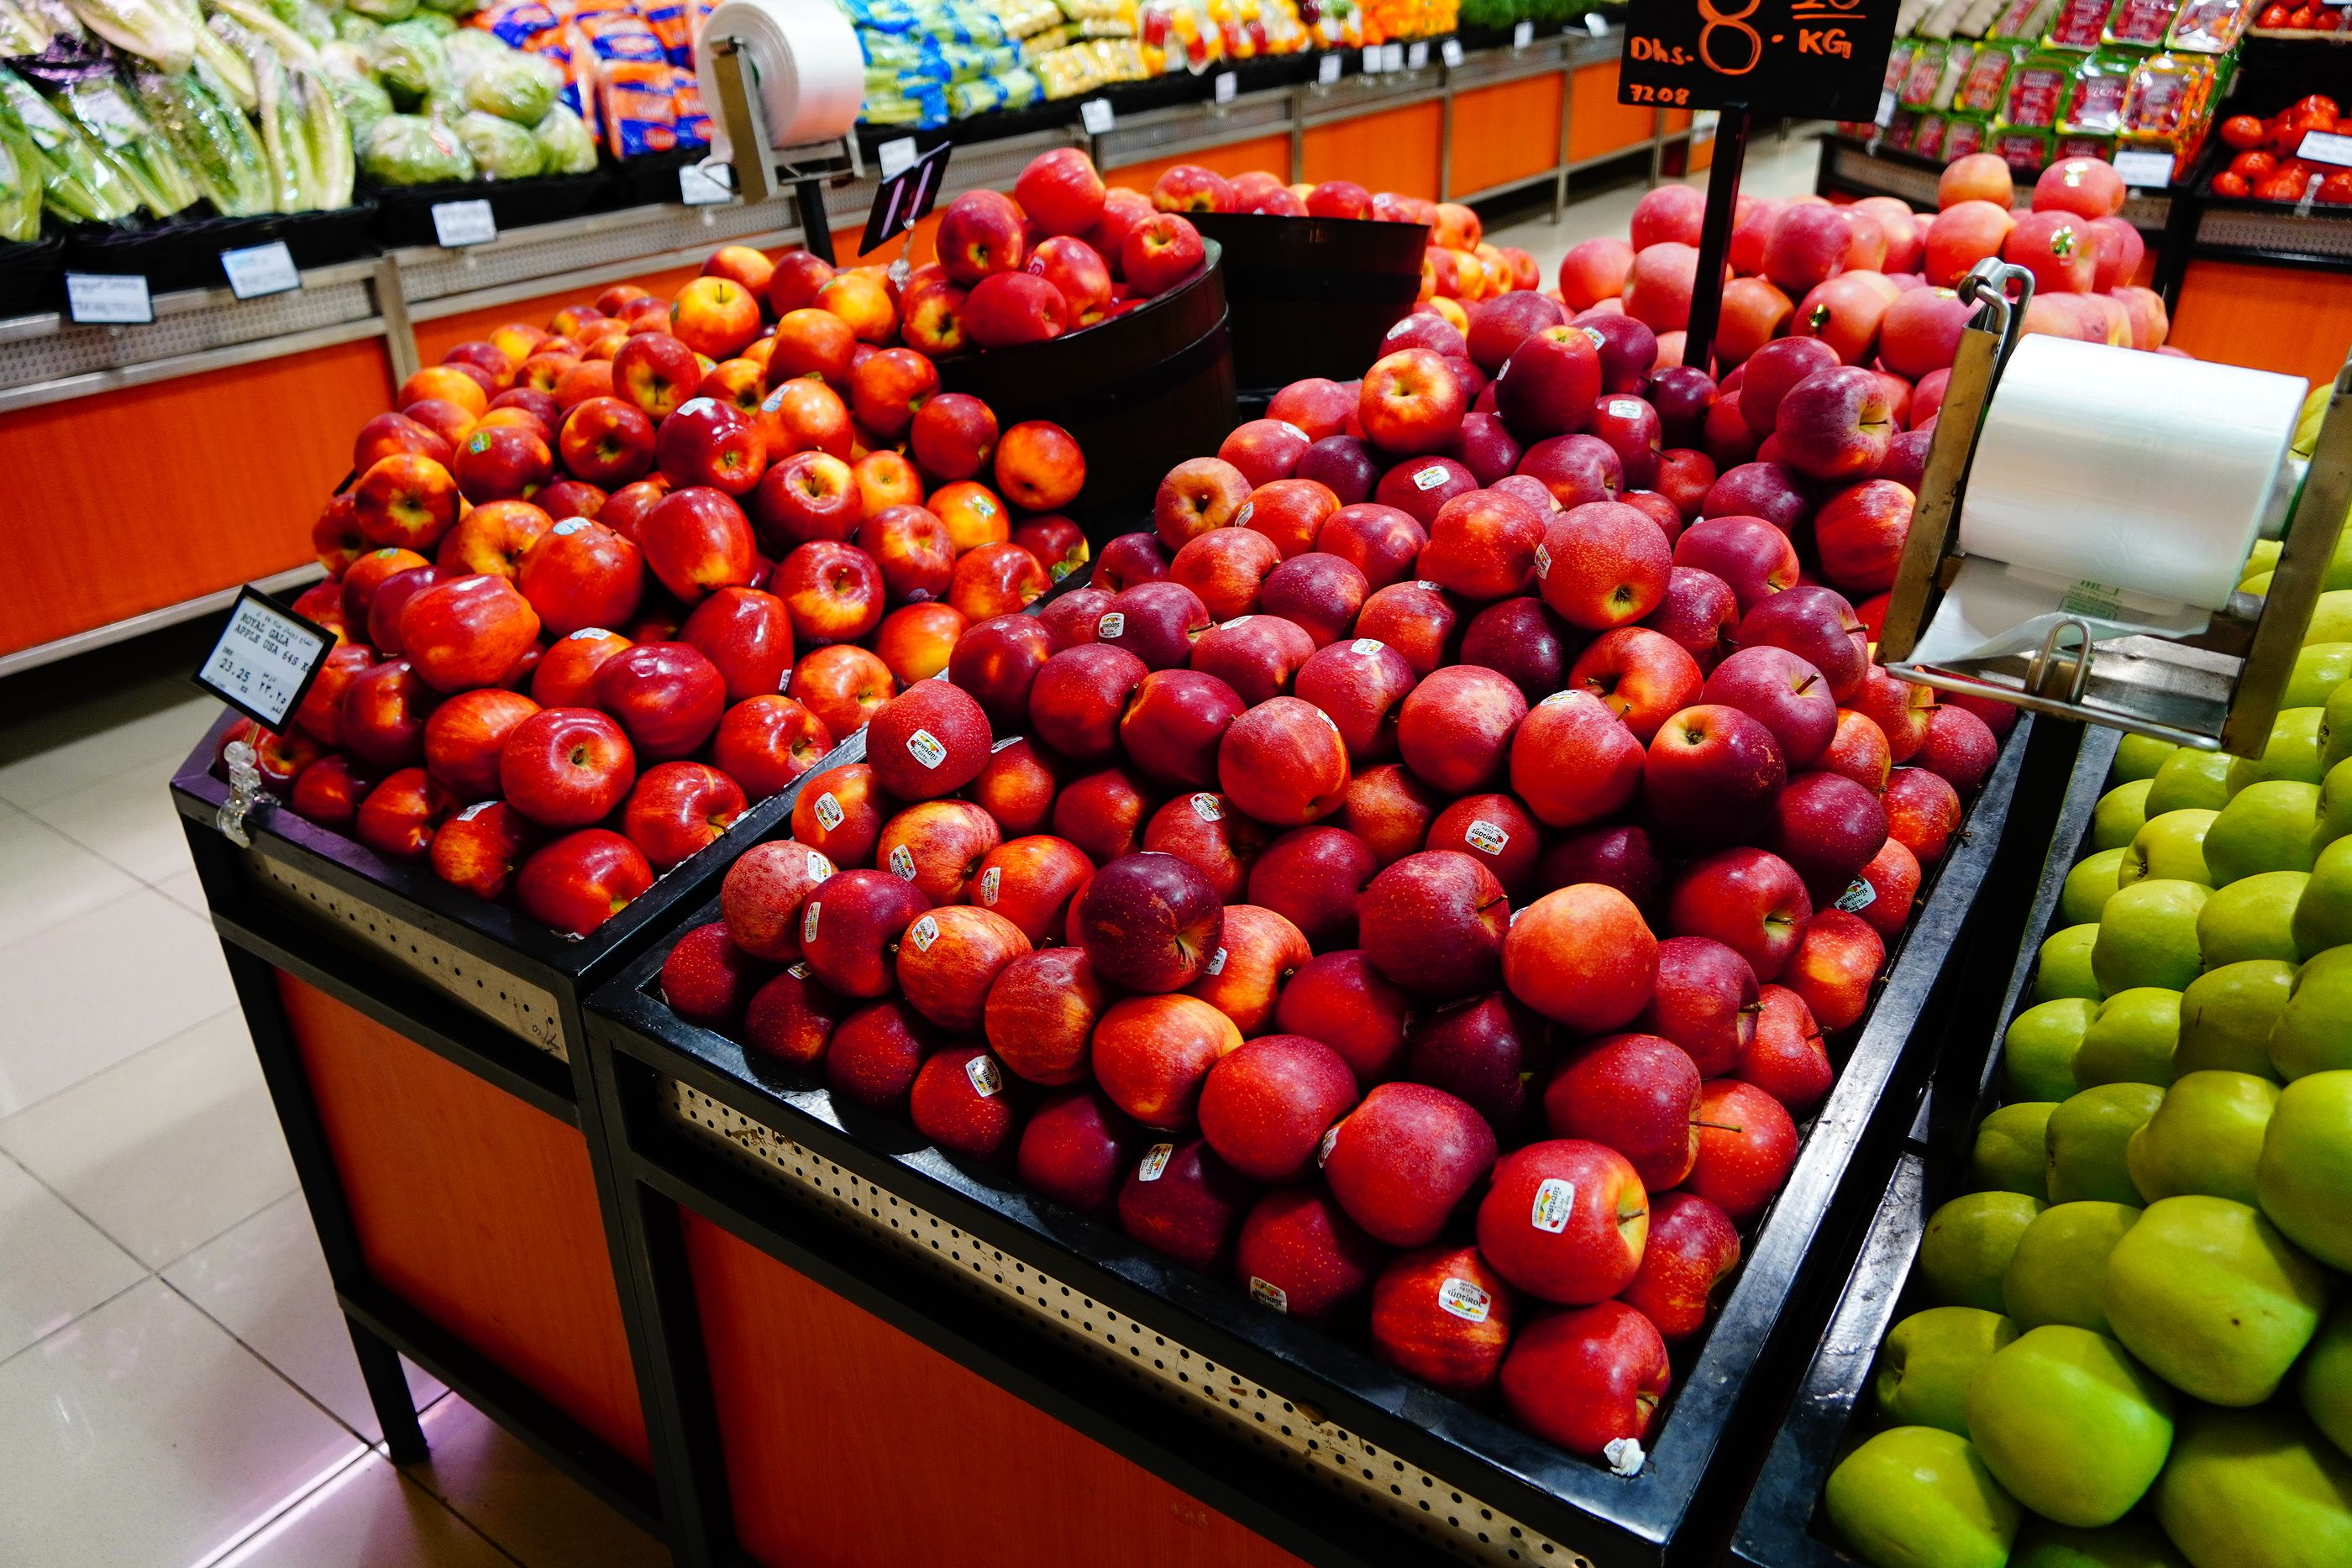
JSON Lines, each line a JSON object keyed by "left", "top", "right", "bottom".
{"left": 1567, "top": 60, "right": 1658, "bottom": 165}
{"left": 1306, "top": 102, "right": 1443, "bottom": 200}
{"left": 1451, "top": 75, "right": 1564, "bottom": 197}
{"left": 1106, "top": 134, "right": 1298, "bottom": 197}
{"left": 276, "top": 973, "right": 651, "bottom": 1470}
{"left": 2167, "top": 260, "right": 2352, "bottom": 384}
{"left": 0, "top": 338, "right": 391, "bottom": 656}
{"left": 681, "top": 1210, "right": 1311, "bottom": 1568}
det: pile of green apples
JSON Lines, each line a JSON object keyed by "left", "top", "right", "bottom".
{"left": 1818, "top": 628, "right": 2352, "bottom": 1566}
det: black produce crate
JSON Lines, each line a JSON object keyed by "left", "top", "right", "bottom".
{"left": 585, "top": 714, "right": 2035, "bottom": 1568}
{"left": 1188, "top": 212, "right": 1427, "bottom": 394}
{"left": 66, "top": 203, "right": 380, "bottom": 296}
{"left": 599, "top": 147, "right": 701, "bottom": 212}
{"left": 0, "top": 233, "right": 64, "bottom": 313}
{"left": 363, "top": 170, "right": 613, "bottom": 249}
{"left": 939, "top": 239, "right": 1235, "bottom": 546}
{"left": 1731, "top": 726, "right": 2124, "bottom": 1568}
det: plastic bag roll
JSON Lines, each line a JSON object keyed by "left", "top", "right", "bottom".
{"left": 1910, "top": 336, "right": 2309, "bottom": 668}
{"left": 1957, "top": 335, "right": 2307, "bottom": 611}
{"left": 696, "top": 0, "right": 864, "bottom": 158}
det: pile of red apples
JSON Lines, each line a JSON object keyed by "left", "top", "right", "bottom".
{"left": 654, "top": 266, "right": 2009, "bottom": 1457}
{"left": 222, "top": 239, "right": 1087, "bottom": 938}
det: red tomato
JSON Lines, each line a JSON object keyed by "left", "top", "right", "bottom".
{"left": 2255, "top": 173, "right": 2308, "bottom": 202}
{"left": 2213, "top": 171, "right": 2252, "bottom": 197}
{"left": 2258, "top": 2, "right": 2291, "bottom": 22}
{"left": 2297, "top": 94, "right": 2342, "bottom": 117}
{"left": 2232, "top": 149, "right": 2280, "bottom": 179}
{"left": 2221, "top": 113, "right": 2269, "bottom": 149}
{"left": 2322, "top": 172, "right": 2352, "bottom": 204}
{"left": 2286, "top": 6, "right": 2317, "bottom": 25}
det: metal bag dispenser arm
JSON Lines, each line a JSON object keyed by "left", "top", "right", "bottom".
{"left": 1875, "top": 257, "right": 2352, "bottom": 758}
{"left": 697, "top": 0, "right": 868, "bottom": 263}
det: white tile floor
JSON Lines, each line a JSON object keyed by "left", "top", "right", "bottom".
{"left": 0, "top": 135, "right": 1822, "bottom": 1568}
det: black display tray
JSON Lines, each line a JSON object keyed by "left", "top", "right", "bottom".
{"left": 1730, "top": 726, "right": 2123, "bottom": 1568}
{"left": 363, "top": 169, "right": 613, "bottom": 249}
{"left": 0, "top": 233, "right": 64, "bottom": 314}
{"left": 586, "top": 703, "right": 2035, "bottom": 1567}
{"left": 64, "top": 202, "right": 381, "bottom": 296}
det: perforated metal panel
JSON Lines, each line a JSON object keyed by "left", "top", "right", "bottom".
{"left": 1100, "top": 93, "right": 1296, "bottom": 165}
{"left": 241, "top": 847, "right": 568, "bottom": 1057}
{"left": 2197, "top": 206, "right": 2352, "bottom": 261}
{"left": 0, "top": 274, "right": 381, "bottom": 393}
{"left": 1447, "top": 36, "right": 1569, "bottom": 88}
{"left": 1821, "top": 141, "right": 1940, "bottom": 207}
{"left": 663, "top": 1079, "right": 1596, "bottom": 1568}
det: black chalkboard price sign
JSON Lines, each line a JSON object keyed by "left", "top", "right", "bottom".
{"left": 1615, "top": 0, "right": 1899, "bottom": 120}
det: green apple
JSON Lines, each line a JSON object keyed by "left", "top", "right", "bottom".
{"left": 2242, "top": 536, "right": 2283, "bottom": 583}
{"left": 2255, "top": 1068, "right": 2352, "bottom": 1270}
{"left": 2093, "top": 779, "right": 2155, "bottom": 852}
{"left": 2176, "top": 959, "right": 2294, "bottom": 1078}
{"left": 1974, "top": 1102, "right": 2057, "bottom": 1198}
{"left": 2269, "top": 946, "right": 2352, "bottom": 1078}
{"left": 1825, "top": 1427, "right": 2020, "bottom": 1568}
{"left": 2048, "top": 1083, "right": 2166, "bottom": 1204}
{"left": 2150, "top": 1406, "right": 2352, "bottom": 1568}
{"left": 1876, "top": 1306, "right": 2019, "bottom": 1434}
{"left": 1922, "top": 1191, "right": 2049, "bottom": 1312}
{"left": 2227, "top": 708, "right": 2325, "bottom": 797}
{"left": 2325, "top": 680, "right": 2352, "bottom": 769}
{"left": 2113, "top": 735, "right": 2179, "bottom": 784}
{"left": 2302, "top": 1306, "right": 2352, "bottom": 1459}
{"left": 2244, "top": 569, "right": 2278, "bottom": 595}
{"left": 2292, "top": 840, "right": 2352, "bottom": 954}
{"left": 2313, "top": 758, "right": 2352, "bottom": 851}
{"left": 2206, "top": 782, "right": 2321, "bottom": 882}
{"left": 2092, "top": 879, "right": 2211, "bottom": 994}
{"left": 1964, "top": 1324, "right": 2174, "bottom": 1527}
{"left": 2037, "top": 925, "right": 2106, "bottom": 1004}
{"left": 2008, "top": 998, "right": 2098, "bottom": 1102}
{"left": 2125, "top": 1070, "right": 2280, "bottom": 1205}
{"left": 2305, "top": 588, "right": 2352, "bottom": 645}
{"left": 2123, "top": 809, "right": 2218, "bottom": 888}
{"left": 2197, "top": 870, "right": 2311, "bottom": 968}
{"left": 2103, "top": 1194, "right": 2328, "bottom": 1406}
{"left": 2003, "top": 1200, "right": 2142, "bottom": 1333}
{"left": 2064, "top": 847, "right": 2132, "bottom": 925}
{"left": 2328, "top": 528, "right": 2352, "bottom": 593}
{"left": 2286, "top": 642, "right": 2352, "bottom": 709}
{"left": 2145, "top": 750, "right": 2233, "bottom": 816}
{"left": 2010, "top": 1516, "right": 2189, "bottom": 1568}
{"left": 2076, "top": 989, "right": 2181, "bottom": 1088}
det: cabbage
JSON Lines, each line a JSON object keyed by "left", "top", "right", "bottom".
{"left": 343, "top": 0, "right": 415, "bottom": 18}
{"left": 358, "top": 108, "right": 470, "bottom": 181}
{"left": 415, "top": 0, "right": 475, "bottom": 15}
{"left": 454, "top": 107, "right": 537, "bottom": 176}
{"left": 402, "top": 8, "right": 452, "bottom": 30}
{"left": 532, "top": 102, "right": 592, "bottom": 174}
{"left": 330, "top": 9, "right": 379, "bottom": 40}
{"left": 458, "top": 48, "right": 557, "bottom": 124}
{"left": 315, "top": 37, "right": 370, "bottom": 77}
{"left": 365, "top": 16, "right": 446, "bottom": 105}
{"left": 441, "top": 26, "right": 503, "bottom": 74}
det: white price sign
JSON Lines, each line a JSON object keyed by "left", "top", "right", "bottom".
{"left": 65, "top": 271, "right": 152, "bottom": 325}
{"left": 196, "top": 587, "right": 335, "bottom": 732}
{"left": 1408, "top": 39, "right": 1429, "bottom": 68}
{"left": 1874, "top": 89, "right": 1897, "bottom": 128}
{"left": 2112, "top": 148, "right": 2177, "bottom": 186}
{"left": 1584, "top": 11, "right": 1609, "bottom": 34}
{"left": 1441, "top": 37, "right": 1464, "bottom": 65}
{"left": 1317, "top": 52, "right": 1342, "bottom": 84}
{"left": 1214, "top": 70, "right": 1236, "bottom": 104}
{"left": 678, "top": 161, "right": 733, "bottom": 204}
{"left": 1513, "top": 18, "right": 1535, "bottom": 46}
{"left": 432, "top": 199, "right": 497, "bottom": 248}
{"left": 220, "top": 241, "right": 298, "bottom": 300}
{"left": 1079, "top": 97, "right": 1116, "bottom": 134}
{"left": 2298, "top": 131, "right": 2352, "bottom": 169}
{"left": 876, "top": 136, "right": 919, "bottom": 178}
{"left": 1382, "top": 41, "right": 1404, "bottom": 70}
{"left": 1362, "top": 45, "right": 1382, "bottom": 71}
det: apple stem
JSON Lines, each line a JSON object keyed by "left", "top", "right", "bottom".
{"left": 1690, "top": 1119, "right": 1746, "bottom": 1133}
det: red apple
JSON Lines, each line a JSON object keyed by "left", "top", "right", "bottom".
{"left": 712, "top": 694, "right": 833, "bottom": 799}
{"left": 1544, "top": 1032, "right": 1702, "bottom": 1189}
{"left": 1477, "top": 1140, "right": 1650, "bottom": 1303}
{"left": 1666, "top": 847, "right": 1812, "bottom": 981}
{"left": 1197, "top": 1033, "right": 1358, "bottom": 1183}
{"left": 1091, "top": 994, "right": 1243, "bottom": 1130}
{"left": 1358, "top": 850, "right": 1509, "bottom": 998}
{"left": 1218, "top": 695, "right": 1351, "bottom": 826}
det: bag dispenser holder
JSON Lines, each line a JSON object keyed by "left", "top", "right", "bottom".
{"left": 1877, "top": 258, "right": 2352, "bottom": 758}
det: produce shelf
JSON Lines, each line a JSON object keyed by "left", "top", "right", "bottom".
{"left": 581, "top": 700, "right": 2041, "bottom": 1567}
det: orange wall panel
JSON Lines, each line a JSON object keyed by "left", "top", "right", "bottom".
{"left": 0, "top": 338, "right": 393, "bottom": 657}
{"left": 2168, "top": 260, "right": 2352, "bottom": 383}
{"left": 1450, "top": 75, "right": 1564, "bottom": 197}
{"left": 682, "top": 1211, "right": 1310, "bottom": 1568}
{"left": 1305, "top": 101, "right": 1444, "bottom": 199}
{"left": 1568, "top": 60, "right": 1657, "bottom": 165}
{"left": 1105, "top": 134, "right": 1297, "bottom": 195}
{"left": 278, "top": 973, "right": 650, "bottom": 1470}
